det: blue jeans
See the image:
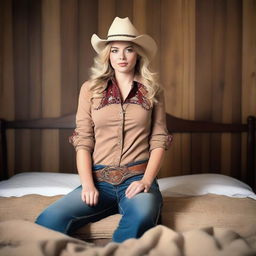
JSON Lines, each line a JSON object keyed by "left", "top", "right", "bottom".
{"left": 35, "top": 164, "right": 163, "bottom": 243}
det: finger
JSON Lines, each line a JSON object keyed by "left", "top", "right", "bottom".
{"left": 93, "top": 191, "right": 99, "bottom": 205}
{"left": 125, "top": 183, "right": 134, "bottom": 196}
{"left": 126, "top": 184, "right": 144, "bottom": 198}
{"left": 89, "top": 192, "right": 95, "bottom": 206}
{"left": 127, "top": 188, "right": 140, "bottom": 198}
{"left": 144, "top": 185, "right": 149, "bottom": 193}
{"left": 81, "top": 192, "right": 86, "bottom": 202}
{"left": 125, "top": 182, "right": 138, "bottom": 197}
{"left": 125, "top": 181, "right": 142, "bottom": 195}
{"left": 85, "top": 193, "right": 90, "bottom": 205}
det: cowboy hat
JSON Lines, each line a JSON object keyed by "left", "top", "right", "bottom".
{"left": 91, "top": 17, "right": 157, "bottom": 60}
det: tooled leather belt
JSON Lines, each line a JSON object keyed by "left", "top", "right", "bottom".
{"left": 93, "top": 162, "right": 147, "bottom": 185}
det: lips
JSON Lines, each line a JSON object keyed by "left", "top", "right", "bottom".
{"left": 118, "top": 63, "right": 128, "bottom": 67}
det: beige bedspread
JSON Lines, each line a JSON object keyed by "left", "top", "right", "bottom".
{"left": 0, "top": 220, "right": 255, "bottom": 256}
{"left": 1, "top": 194, "right": 256, "bottom": 240}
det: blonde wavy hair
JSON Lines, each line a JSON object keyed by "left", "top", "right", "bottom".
{"left": 88, "top": 42, "right": 161, "bottom": 105}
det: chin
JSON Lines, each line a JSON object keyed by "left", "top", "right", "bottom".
{"left": 116, "top": 67, "right": 134, "bottom": 74}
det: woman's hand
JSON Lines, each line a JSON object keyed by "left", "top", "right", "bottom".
{"left": 125, "top": 180, "right": 151, "bottom": 199}
{"left": 81, "top": 184, "right": 99, "bottom": 206}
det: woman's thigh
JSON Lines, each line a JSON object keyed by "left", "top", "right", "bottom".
{"left": 35, "top": 184, "right": 118, "bottom": 233}
{"left": 118, "top": 177, "right": 163, "bottom": 218}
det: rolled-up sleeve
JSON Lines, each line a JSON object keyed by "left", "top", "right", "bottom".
{"left": 149, "top": 90, "right": 173, "bottom": 151}
{"left": 69, "top": 82, "right": 95, "bottom": 153}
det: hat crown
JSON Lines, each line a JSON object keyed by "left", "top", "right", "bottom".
{"left": 107, "top": 17, "right": 139, "bottom": 38}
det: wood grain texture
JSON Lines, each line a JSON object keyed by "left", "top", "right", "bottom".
{"left": 116, "top": 0, "right": 133, "bottom": 20}
{"left": 13, "top": 0, "right": 31, "bottom": 173}
{"left": 59, "top": 0, "right": 78, "bottom": 173}
{"left": 78, "top": 0, "right": 98, "bottom": 85}
{"left": 160, "top": 0, "right": 196, "bottom": 177}
{"left": 145, "top": 0, "right": 161, "bottom": 72}
{"left": 28, "top": 0, "right": 42, "bottom": 172}
{"left": 221, "top": 0, "right": 242, "bottom": 177}
{"left": 133, "top": 0, "right": 147, "bottom": 33}
{"left": 98, "top": 0, "right": 116, "bottom": 37}
{"left": 0, "top": 0, "right": 255, "bottom": 182}
{"left": 41, "top": 0, "right": 61, "bottom": 172}
{"left": 210, "top": 0, "right": 226, "bottom": 173}
{"left": 0, "top": 0, "right": 15, "bottom": 176}
{"left": 160, "top": 0, "right": 182, "bottom": 177}
{"left": 242, "top": 0, "right": 256, "bottom": 182}
{"left": 193, "top": 0, "right": 213, "bottom": 174}
{"left": 180, "top": 0, "right": 195, "bottom": 175}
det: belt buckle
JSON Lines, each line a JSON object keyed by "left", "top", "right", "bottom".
{"left": 101, "top": 166, "right": 128, "bottom": 185}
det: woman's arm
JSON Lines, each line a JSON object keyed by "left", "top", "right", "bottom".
{"left": 77, "top": 149, "right": 99, "bottom": 206}
{"left": 126, "top": 90, "right": 171, "bottom": 199}
{"left": 141, "top": 147, "right": 165, "bottom": 185}
{"left": 125, "top": 148, "right": 165, "bottom": 199}
{"left": 70, "top": 82, "right": 98, "bottom": 206}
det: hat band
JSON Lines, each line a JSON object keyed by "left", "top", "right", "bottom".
{"left": 107, "top": 34, "right": 137, "bottom": 39}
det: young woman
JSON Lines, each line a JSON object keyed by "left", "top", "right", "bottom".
{"left": 35, "top": 17, "right": 172, "bottom": 243}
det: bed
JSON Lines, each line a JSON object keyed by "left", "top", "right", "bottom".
{"left": 0, "top": 113, "right": 256, "bottom": 255}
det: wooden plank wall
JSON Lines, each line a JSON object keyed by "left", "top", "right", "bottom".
{"left": 0, "top": 0, "right": 255, "bottom": 183}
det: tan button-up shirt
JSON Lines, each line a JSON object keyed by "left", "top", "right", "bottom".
{"left": 70, "top": 78, "right": 171, "bottom": 167}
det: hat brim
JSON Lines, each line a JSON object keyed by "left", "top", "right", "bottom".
{"left": 91, "top": 34, "right": 157, "bottom": 60}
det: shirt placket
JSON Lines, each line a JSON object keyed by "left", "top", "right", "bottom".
{"left": 114, "top": 103, "right": 129, "bottom": 167}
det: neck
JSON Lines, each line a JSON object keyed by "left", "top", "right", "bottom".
{"left": 114, "top": 72, "right": 134, "bottom": 87}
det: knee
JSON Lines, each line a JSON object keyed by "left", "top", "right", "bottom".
{"left": 35, "top": 207, "right": 71, "bottom": 234}
{"left": 125, "top": 194, "right": 161, "bottom": 226}
{"left": 132, "top": 208, "right": 157, "bottom": 228}
{"left": 131, "top": 193, "right": 161, "bottom": 220}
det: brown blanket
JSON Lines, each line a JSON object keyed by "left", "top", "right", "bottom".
{"left": 0, "top": 220, "right": 255, "bottom": 256}
{"left": 1, "top": 194, "right": 256, "bottom": 240}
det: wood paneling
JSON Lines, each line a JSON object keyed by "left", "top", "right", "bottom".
{"left": 145, "top": 0, "right": 162, "bottom": 72}
{"left": 242, "top": 0, "right": 256, "bottom": 182}
{"left": 193, "top": 0, "right": 243, "bottom": 178}
{"left": 41, "top": 0, "right": 61, "bottom": 172}
{"left": 59, "top": 0, "right": 78, "bottom": 173}
{"left": 0, "top": 0, "right": 255, "bottom": 183}
{"left": 28, "top": 0, "right": 42, "bottom": 172}
{"left": 77, "top": 0, "right": 98, "bottom": 85}
{"left": 0, "top": 0, "right": 15, "bottom": 176}
{"left": 133, "top": 0, "right": 147, "bottom": 33}
{"left": 116, "top": 0, "right": 133, "bottom": 20}
{"left": 13, "top": 0, "right": 31, "bottom": 173}
{"left": 98, "top": 0, "right": 116, "bottom": 37}
{"left": 160, "top": 0, "right": 196, "bottom": 177}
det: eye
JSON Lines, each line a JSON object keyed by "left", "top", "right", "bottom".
{"left": 111, "top": 48, "right": 118, "bottom": 53}
{"left": 126, "top": 47, "right": 134, "bottom": 53}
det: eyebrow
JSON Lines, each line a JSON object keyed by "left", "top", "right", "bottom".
{"left": 110, "top": 45, "right": 133, "bottom": 49}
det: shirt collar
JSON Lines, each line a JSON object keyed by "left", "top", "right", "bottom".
{"left": 108, "top": 75, "right": 147, "bottom": 95}
{"left": 95, "top": 76, "right": 151, "bottom": 110}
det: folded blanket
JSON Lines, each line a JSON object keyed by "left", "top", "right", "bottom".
{"left": 0, "top": 220, "right": 255, "bottom": 256}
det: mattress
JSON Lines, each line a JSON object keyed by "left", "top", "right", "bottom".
{"left": 1, "top": 172, "right": 255, "bottom": 240}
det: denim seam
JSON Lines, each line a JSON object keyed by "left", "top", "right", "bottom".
{"left": 154, "top": 204, "right": 162, "bottom": 225}
{"left": 115, "top": 187, "right": 125, "bottom": 215}
{"left": 64, "top": 204, "right": 117, "bottom": 234}
{"left": 118, "top": 202, "right": 125, "bottom": 215}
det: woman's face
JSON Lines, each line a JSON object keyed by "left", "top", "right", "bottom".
{"left": 109, "top": 41, "right": 137, "bottom": 75}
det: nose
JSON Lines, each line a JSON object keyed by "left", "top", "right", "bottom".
{"left": 119, "top": 50, "right": 126, "bottom": 60}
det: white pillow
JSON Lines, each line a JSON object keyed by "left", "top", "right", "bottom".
{"left": 158, "top": 174, "right": 256, "bottom": 200}
{"left": 0, "top": 172, "right": 255, "bottom": 200}
{"left": 0, "top": 172, "right": 80, "bottom": 197}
